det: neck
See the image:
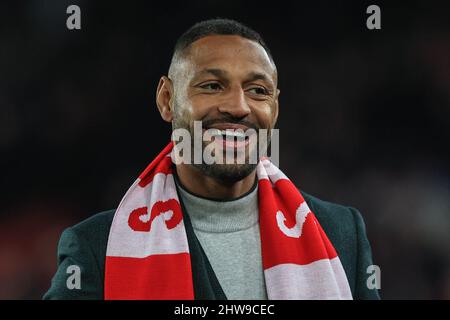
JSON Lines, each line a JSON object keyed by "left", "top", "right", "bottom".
{"left": 175, "top": 164, "right": 256, "bottom": 200}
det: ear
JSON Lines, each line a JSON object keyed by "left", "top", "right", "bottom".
{"left": 272, "top": 88, "right": 280, "bottom": 127}
{"left": 156, "top": 76, "right": 174, "bottom": 122}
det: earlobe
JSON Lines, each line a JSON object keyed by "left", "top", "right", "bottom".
{"left": 156, "top": 76, "right": 174, "bottom": 122}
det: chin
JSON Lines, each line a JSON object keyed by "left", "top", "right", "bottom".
{"left": 194, "top": 163, "right": 256, "bottom": 183}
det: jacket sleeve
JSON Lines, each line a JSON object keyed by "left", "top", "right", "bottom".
{"left": 43, "top": 227, "right": 104, "bottom": 300}
{"left": 349, "top": 207, "right": 381, "bottom": 300}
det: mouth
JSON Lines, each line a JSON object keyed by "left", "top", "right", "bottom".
{"left": 203, "top": 123, "right": 255, "bottom": 149}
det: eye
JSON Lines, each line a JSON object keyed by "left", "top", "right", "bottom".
{"left": 200, "top": 82, "right": 222, "bottom": 91}
{"left": 247, "top": 86, "right": 269, "bottom": 95}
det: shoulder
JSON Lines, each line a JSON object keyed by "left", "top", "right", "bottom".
{"left": 69, "top": 209, "right": 116, "bottom": 249}
{"left": 300, "top": 190, "right": 365, "bottom": 246}
{"left": 66, "top": 209, "right": 116, "bottom": 270}
{"left": 70, "top": 209, "right": 116, "bottom": 241}
{"left": 300, "top": 190, "right": 369, "bottom": 249}
{"left": 301, "top": 190, "right": 358, "bottom": 231}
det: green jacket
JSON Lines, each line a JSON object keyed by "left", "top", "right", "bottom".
{"left": 43, "top": 191, "right": 380, "bottom": 300}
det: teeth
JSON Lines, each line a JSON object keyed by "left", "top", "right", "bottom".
{"left": 208, "top": 129, "right": 246, "bottom": 138}
{"left": 208, "top": 129, "right": 222, "bottom": 136}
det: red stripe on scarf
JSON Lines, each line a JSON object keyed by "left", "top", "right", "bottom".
{"left": 104, "top": 253, "right": 194, "bottom": 300}
{"left": 139, "top": 153, "right": 174, "bottom": 187}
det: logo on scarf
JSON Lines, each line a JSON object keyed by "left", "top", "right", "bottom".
{"left": 276, "top": 202, "right": 310, "bottom": 238}
{"left": 128, "top": 199, "right": 182, "bottom": 232}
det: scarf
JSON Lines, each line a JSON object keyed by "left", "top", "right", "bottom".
{"left": 104, "top": 142, "right": 353, "bottom": 299}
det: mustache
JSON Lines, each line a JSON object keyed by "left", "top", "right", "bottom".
{"left": 200, "top": 116, "right": 260, "bottom": 131}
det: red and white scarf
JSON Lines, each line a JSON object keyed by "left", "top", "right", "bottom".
{"left": 104, "top": 142, "right": 352, "bottom": 299}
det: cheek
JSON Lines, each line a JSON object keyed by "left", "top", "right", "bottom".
{"left": 188, "top": 95, "right": 217, "bottom": 120}
{"left": 253, "top": 103, "right": 277, "bottom": 128}
{"left": 173, "top": 93, "right": 194, "bottom": 120}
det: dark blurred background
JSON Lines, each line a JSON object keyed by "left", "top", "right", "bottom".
{"left": 1, "top": 0, "right": 449, "bottom": 299}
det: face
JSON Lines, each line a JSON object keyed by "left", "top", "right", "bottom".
{"left": 157, "top": 35, "right": 279, "bottom": 182}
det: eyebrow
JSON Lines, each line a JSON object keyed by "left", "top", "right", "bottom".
{"left": 196, "top": 68, "right": 228, "bottom": 79}
{"left": 193, "top": 68, "right": 274, "bottom": 86}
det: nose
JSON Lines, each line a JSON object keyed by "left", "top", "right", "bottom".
{"left": 217, "top": 86, "right": 251, "bottom": 119}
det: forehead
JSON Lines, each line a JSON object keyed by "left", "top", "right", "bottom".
{"left": 184, "top": 35, "right": 276, "bottom": 79}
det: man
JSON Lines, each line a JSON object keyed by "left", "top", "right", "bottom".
{"left": 44, "top": 19, "right": 380, "bottom": 300}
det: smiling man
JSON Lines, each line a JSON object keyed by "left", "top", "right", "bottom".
{"left": 44, "top": 19, "right": 380, "bottom": 300}
{"left": 165, "top": 30, "right": 278, "bottom": 198}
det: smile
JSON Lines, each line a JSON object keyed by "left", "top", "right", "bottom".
{"left": 203, "top": 125, "right": 255, "bottom": 150}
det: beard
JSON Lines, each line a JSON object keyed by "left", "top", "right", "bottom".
{"left": 172, "top": 107, "right": 271, "bottom": 184}
{"left": 194, "top": 161, "right": 257, "bottom": 184}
